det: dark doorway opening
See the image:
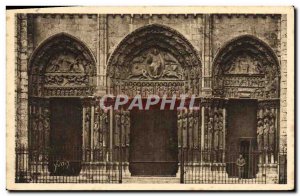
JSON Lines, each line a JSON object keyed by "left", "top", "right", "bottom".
{"left": 129, "top": 109, "right": 178, "bottom": 176}
{"left": 225, "top": 99, "right": 258, "bottom": 178}
{"left": 48, "top": 98, "right": 82, "bottom": 176}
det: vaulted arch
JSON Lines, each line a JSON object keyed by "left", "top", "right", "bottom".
{"left": 107, "top": 24, "right": 202, "bottom": 96}
{"left": 212, "top": 35, "right": 280, "bottom": 99}
{"left": 29, "top": 32, "right": 97, "bottom": 97}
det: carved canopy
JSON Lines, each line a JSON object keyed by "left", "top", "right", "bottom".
{"left": 29, "top": 33, "right": 97, "bottom": 97}
{"left": 212, "top": 35, "right": 280, "bottom": 99}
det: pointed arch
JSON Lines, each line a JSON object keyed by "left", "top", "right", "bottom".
{"left": 213, "top": 35, "right": 280, "bottom": 77}
{"left": 108, "top": 24, "right": 201, "bottom": 69}
{"left": 106, "top": 24, "right": 202, "bottom": 96}
{"left": 29, "top": 32, "right": 97, "bottom": 75}
{"left": 212, "top": 35, "right": 280, "bottom": 99}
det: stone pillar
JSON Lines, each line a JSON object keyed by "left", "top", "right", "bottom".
{"left": 109, "top": 106, "right": 113, "bottom": 161}
{"left": 222, "top": 103, "right": 226, "bottom": 162}
{"left": 96, "top": 14, "right": 108, "bottom": 96}
{"left": 15, "top": 14, "right": 30, "bottom": 182}
{"left": 200, "top": 105, "right": 205, "bottom": 162}
{"left": 176, "top": 110, "right": 183, "bottom": 178}
{"left": 201, "top": 14, "right": 213, "bottom": 96}
{"left": 279, "top": 14, "right": 287, "bottom": 153}
{"left": 90, "top": 102, "right": 95, "bottom": 161}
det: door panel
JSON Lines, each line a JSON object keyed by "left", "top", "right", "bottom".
{"left": 129, "top": 109, "right": 178, "bottom": 176}
{"left": 48, "top": 98, "right": 82, "bottom": 176}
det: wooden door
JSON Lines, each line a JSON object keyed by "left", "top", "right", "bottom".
{"left": 129, "top": 109, "right": 178, "bottom": 176}
{"left": 48, "top": 98, "right": 82, "bottom": 176}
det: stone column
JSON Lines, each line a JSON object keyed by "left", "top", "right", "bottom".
{"left": 90, "top": 102, "right": 95, "bottom": 161}
{"left": 109, "top": 106, "right": 113, "bottom": 162}
{"left": 200, "top": 105, "right": 205, "bottom": 162}
{"left": 222, "top": 103, "right": 226, "bottom": 162}
{"left": 96, "top": 14, "right": 108, "bottom": 96}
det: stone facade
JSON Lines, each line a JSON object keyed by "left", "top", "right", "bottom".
{"left": 15, "top": 13, "right": 287, "bottom": 183}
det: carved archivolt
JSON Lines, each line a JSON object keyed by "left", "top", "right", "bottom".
{"left": 107, "top": 24, "right": 202, "bottom": 97}
{"left": 212, "top": 35, "right": 280, "bottom": 99}
{"left": 29, "top": 33, "right": 96, "bottom": 97}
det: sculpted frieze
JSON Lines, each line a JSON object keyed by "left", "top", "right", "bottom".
{"left": 44, "top": 75, "right": 89, "bottom": 86}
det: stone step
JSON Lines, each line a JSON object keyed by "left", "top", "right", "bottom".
{"left": 123, "top": 176, "right": 180, "bottom": 184}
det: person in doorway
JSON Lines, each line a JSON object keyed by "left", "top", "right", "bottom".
{"left": 236, "top": 154, "right": 246, "bottom": 180}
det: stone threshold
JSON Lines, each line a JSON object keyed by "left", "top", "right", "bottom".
{"left": 122, "top": 176, "right": 180, "bottom": 184}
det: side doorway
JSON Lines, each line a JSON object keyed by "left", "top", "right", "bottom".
{"left": 225, "top": 99, "right": 258, "bottom": 178}
{"left": 48, "top": 98, "right": 82, "bottom": 176}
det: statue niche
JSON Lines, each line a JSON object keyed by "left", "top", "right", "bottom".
{"left": 128, "top": 48, "right": 183, "bottom": 80}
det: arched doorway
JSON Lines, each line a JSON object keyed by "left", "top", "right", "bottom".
{"left": 212, "top": 35, "right": 280, "bottom": 178}
{"left": 28, "top": 33, "right": 96, "bottom": 175}
{"left": 107, "top": 24, "right": 202, "bottom": 176}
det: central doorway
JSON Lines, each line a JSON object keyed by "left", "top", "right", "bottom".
{"left": 129, "top": 109, "right": 178, "bottom": 176}
{"left": 48, "top": 98, "right": 82, "bottom": 176}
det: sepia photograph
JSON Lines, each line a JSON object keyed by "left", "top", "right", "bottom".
{"left": 5, "top": 6, "right": 294, "bottom": 191}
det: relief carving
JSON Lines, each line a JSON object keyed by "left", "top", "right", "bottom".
{"left": 29, "top": 33, "right": 96, "bottom": 97}
{"left": 128, "top": 48, "right": 183, "bottom": 80}
{"left": 107, "top": 24, "right": 202, "bottom": 96}
{"left": 213, "top": 35, "right": 279, "bottom": 99}
{"left": 224, "top": 53, "right": 264, "bottom": 75}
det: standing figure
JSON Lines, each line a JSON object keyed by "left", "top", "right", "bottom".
{"left": 236, "top": 154, "right": 246, "bottom": 180}
{"left": 269, "top": 118, "right": 275, "bottom": 152}
{"left": 257, "top": 119, "right": 264, "bottom": 151}
{"left": 93, "top": 120, "right": 100, "bottom": 149}
{"left": 263, "top": 118, "right": 270, "bottom": 151}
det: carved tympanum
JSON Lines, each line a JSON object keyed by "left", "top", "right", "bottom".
{"left": 224, "top": 53, "right": 264, "bottom": 75}
{"left": 107, "top": 24, "right": 202, "bottom": 96}
{"left": 129, "top": 48, "right": 183, "bottom": 80}
{"left": 213, "top": 35, "right": 280, "bottom": 99}
{"left": 29, "top": 33, "right": 96, "bottom": 97}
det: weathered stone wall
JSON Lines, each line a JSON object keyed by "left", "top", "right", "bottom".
{"left": 32, "top": 14, "right": 99, "bottom": 57}
{"left": 107, "top": 14, "right": 204, "bottom": 56}
{"left": 211, "top": 15, "right": 281, "bottom": 56}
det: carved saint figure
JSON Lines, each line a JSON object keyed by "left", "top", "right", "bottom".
{"left": 269, "top": 118, "right": 275, "bottom": 151}
{"left": 48, "top": 59, "right": 62, "bottom": 72}
{"left": 263, "top": 117, "right": 270, "bottom": 151}
{"left": 257, "top": 119, "right": 264, "bottom": 151}
{"left": 128, "top": 48, "right": 182, "bottom": 80}
{"left": 93, "top": 120, "right": 100, "bottom": 149}
{"left": 213, "top": 114, "right": 219, "bottom": 150}
{"left": 146, "top": 48, "right": 164, "bottom": 77}
{"left": 207, "top": 116, "right": 214, "bottom": 150}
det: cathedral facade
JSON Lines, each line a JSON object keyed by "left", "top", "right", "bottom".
{"left": 15, "top": 13, "right": 287, "bottom": 184}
